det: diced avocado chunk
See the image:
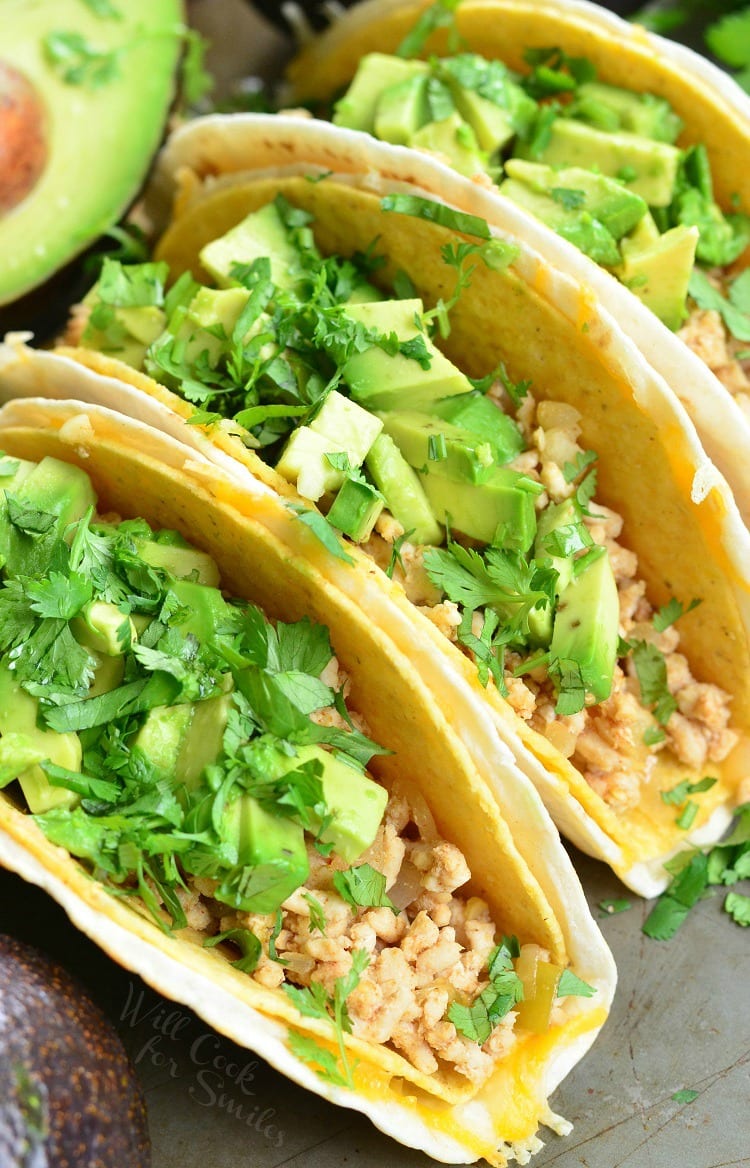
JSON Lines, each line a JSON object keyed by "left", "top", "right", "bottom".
{"left": 177, "top": 691, "right": 233, "bottom": 789}
{"left": 0, "top": 664, "right": 80, "bottom": 813}
{"left": 72, "top": 601, "right": 136, "bottom": 657}
{"left": 333, "top": 53, "right": 428, "bottom": 132}
{"left": 412, "top": 112, "right": 487, "bottom": 178}
{"left": 133, "top": 703, "right": 194, "bottom": 780}
{"left": 501, "top": 172, "right": 621, "bottom": 266}
{"left": 309, "top": 391, "right": 383, "bottom": 465}
{"left": 432, "top": 392, "right": 525, "bottom": 464}
{"left": 275, "top": 426, "right": 347, "bottom": 501}
{"left": 283, "top": 744, "right": 387, "bottom": 864}
{"left": 550, "top": 547, "right": 619, "bottom": 702}
{"left": 379, "top": 410, "right": 496, "bottom": 483}
{"left": 0, "top": 456, "right": 97, "bottom": 578}
{"left": 135, "top": 538, "right": 221, "bottom": 587}
{"left": 343, "top": 299, "right": 472, "bottom": 411}
{"left": 80, "top": 301, "right": 166, "bottom": 370}
{"left": 448, "top": 85, "right": 516, "bottom": 155}
{"left": 88, "top": 653, "right": 125, "bottom": 699}
{"left": 504, "top": 159, "right": 647, "bottom": 240}
{"left": 169, "top": 286, "right": 258, "bottom": 368}
{"left": 200, "top": 203, "right": 301, "bottom": 291}
{"left": 517, "top": 118, "right": 681, "bottom": 207}
{"left": 216, "top": 795, "right": 310, "bottom": 914}
{"left": 419, "top": 464, "right": 540, "bottom": 551}
{"left": 534, "top": 498, "right": 585, "bottom": 596}
{"left": 171, "top": 580, "right": 236, "bottom": 643}
{"left": 374, "top": 74, "right": 430, "bottom": 145}
{"left": 327, "top": 477, "right": 384, "bottom": 542}
{"left": 365, "top": 434, "right": 443, "bottom": 546}
{"left": 617, "top": 223, "right": 698, "bottom": 330}
{"left": 571, "top": 82, "right": 683, "bottom": 144}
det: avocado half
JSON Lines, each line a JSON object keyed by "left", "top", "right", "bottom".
{"left": 0, "top": 933, "right": 150, "bottom": 1167}
{"left": 0, "top": 0, "right": 184, "bottom": 306}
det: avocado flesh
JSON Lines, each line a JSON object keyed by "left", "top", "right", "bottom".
{"left": 431, "top": 393, "right": 524, "bottom": 464}
{"left": 551, "top": 548, "right": 619, "bottom": 703}
{"left": 419, "top": 465, "right": 540, "bottom": 551}
{"left": 200, "top": 203, "right": 303, "bottom": 292}
{"left": 518, "top": 119, "right": 681, "bottom": 208}
{"left": 617, "top": 224, "right": 698, "bottom": 331}
{"left": 366, "top": 433, "right": 443, "bottom": 547}
{"left": 572, "top": 82, "right": 683, "bottom": 144}
{"left": 134, "top": 538, "right": 221, "bottom": 587}
{"left": 327, "top": 476, "right": 384, "bottom": 542}
{"left": 0, "top": 456, "right": 96, "bottom": 577}
{"left": 411, "top": 112, "right": 487, "bottom": 178}
{"left": 379, "top": 409, "right": 497, "bottom": 483}
{"left": 0, "top": 0, "right": 182, "bottom": 305}
{"left": 333, "top": 53, "right": 428, "bottom": 132}
{"left": 216, "top": 795, "right": 310, "bottom": 914}
{"left": 343, "top": 299, "right": 472, "bottom": 410}
{"left": 0, "top": 665, "right": 80, "bottom": 813}
{"left": 503, "top": 159, "right": 647, "bottom": 241}
{"left": 373, "top": 75, "right": 430, "bottom": 145}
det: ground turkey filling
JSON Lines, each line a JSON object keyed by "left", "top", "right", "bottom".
{"left": 179, "top": 787, "right": 549, "bottom": 1085}
{"left": 365, "top": 393, "right": 738, "bottom": 813}
{"left": 679, "top": 271, "right": 750, "bottom": 421}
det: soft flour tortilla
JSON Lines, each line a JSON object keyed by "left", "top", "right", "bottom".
{"left": 10, "top": 118, "right": 748, "bottom": 894}
{"left": 0, "top": 396, "right": 614, "bottom": 1165}
{"left": 283, "top": 0, "right": 750, "bottom": 523}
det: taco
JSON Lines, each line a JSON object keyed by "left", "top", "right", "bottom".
{"left": 0, "top": 395, "right": 614, "bottom": 1166}
{"left": 2, "top": 119, "right": 749, "bottom": 900}
{"left": 284, "top": 0, "right": 750, "bottom": 522}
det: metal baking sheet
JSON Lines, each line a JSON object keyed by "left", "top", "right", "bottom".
{"left": 2, "top": 3, "right": 748, "bottom": 1166}
{"left": 2, "top": 842, "right": 747, "bottom": 1168}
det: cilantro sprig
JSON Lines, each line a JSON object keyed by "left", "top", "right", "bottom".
{"left": 284, "top": 949, "right": 370, "bottom": 1088}
{"left": 643, "top": 804, "right": 750, "bottom": 939}
{"left": 448, "top": 937, "right": 524, "bottom": 1044}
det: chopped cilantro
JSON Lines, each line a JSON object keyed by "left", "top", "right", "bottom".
{"left": 448, "top": 938, "right": 524, "bottom": 1044}
{"left": 303, "top": 892, "right": 327, "bottom": 935}
{"left": 688, "top": 268, "right": 750, "bottom": 343}
{"left": 522, "top": 46, "right": 596, "bottom": 99}
{"left": 381, "top": 194, "right": 492, "bottom": 240}
{"left": 653, "top": 596, "right": 701, "bottom": 632}
{"left": 630, "top": 641, "right": 677, "bottom": 726}
{"left": 395, "top": 0, "right": 462, "bottom": 58}
{"left": 286, "top": 503, "right": 355, "bottom": 565}
{"left": 385, "top": 529, "right": 414, "bottom": 579}
{"left": 287, "top": 1030, "right": 349, "bottom": 1087}
{"left": 724, "top": 891, "right": 750, "bottom": 925}
{"left": 179, "top": 28, "right": 213, "bottom": 108}
{"left": 333, "top": 864, "right": 397, "bottom": 913}
{"left": 598, "top": 898, "right": 632, "bottom": 916}
{"left": 283, "top": 949, "right": 369, "bottom": 1088}
{"left": 672, "top": 1088, "right": 700, "bottom": 1104}
{"left": 556, "top": 969, "right": 596, "bottom": 998}
{"left": 204, "top": 928, "right": 262, "bottom": 973}
{"left": 676, "top": 801, "right": 699, "bottom": 830}
{"left": 661, "top": 777, "right": 717, "bottom": 806}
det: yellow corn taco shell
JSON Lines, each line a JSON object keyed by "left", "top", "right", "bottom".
{"left": 284, "top": 0, "right": 750, "bottom": 523}
{"left": 0, "top": 395, "right": 614, "bottom": 1165}
{"left": 2, "top": 121, "right": 749, "bottom": 898}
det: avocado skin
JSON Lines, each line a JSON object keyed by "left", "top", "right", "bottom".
{"left": 0, "top": 934, "right": 150, "bottom": 1168}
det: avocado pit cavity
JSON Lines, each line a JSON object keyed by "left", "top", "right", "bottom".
{"left": 0, "top": 61, "right": 48, "bottom": 215}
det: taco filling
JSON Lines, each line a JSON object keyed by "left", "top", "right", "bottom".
{"left": 67, "top": 194, "right": 740, "bottom": 826}
{"left": 292, "top": 0, "right": 750, "bottom": 415}
{"left": 0, "top": 449, "right": 591, "bottom": 1091}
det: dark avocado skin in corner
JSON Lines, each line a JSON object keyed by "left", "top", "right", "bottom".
{"left": 0, "top": 931, "right": 151, "bottom": 1168}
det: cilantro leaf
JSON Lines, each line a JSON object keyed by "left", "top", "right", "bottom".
{"left": 286, "top": 503, "right": 355, "bottom": 565}
{"left": 653, "top": 596, "right": 701, "bottom": 632}
{"left": 630, "top": 640, "right": 677, "bottom": 725}
{"left": 598, "top": 898, "right": 631, "bottom": 916}
{"left": 556, "top": 969, "right": 596, "bottom": 998}
{"left": 672, "top": 1088, "right": 700, "bottom": 1104}
{"left": 333, "top": 864, "right": 397, "bottom": 913}
{"left": 395, "top": 0, "right": 462, "bottom": 58}
{"left": 381, "top": 194, "right": 492, "bottom": 240}
{"left": 203, "top": 927, "right": 261, "bottom": 973}
{"left": 724, "top": 891, "right": 750, "bottom": 926}
{"left": 551, "top": 187, "right": 586, "bottom": 211}
{"left": 286, "top": 1030, "right": 349, "bottom": 1088}
{"left": 303, "top": 892, "right": 327, "bottom": 935}
{"left": 43, "top": 30, "right": 120, "bottom": 87}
